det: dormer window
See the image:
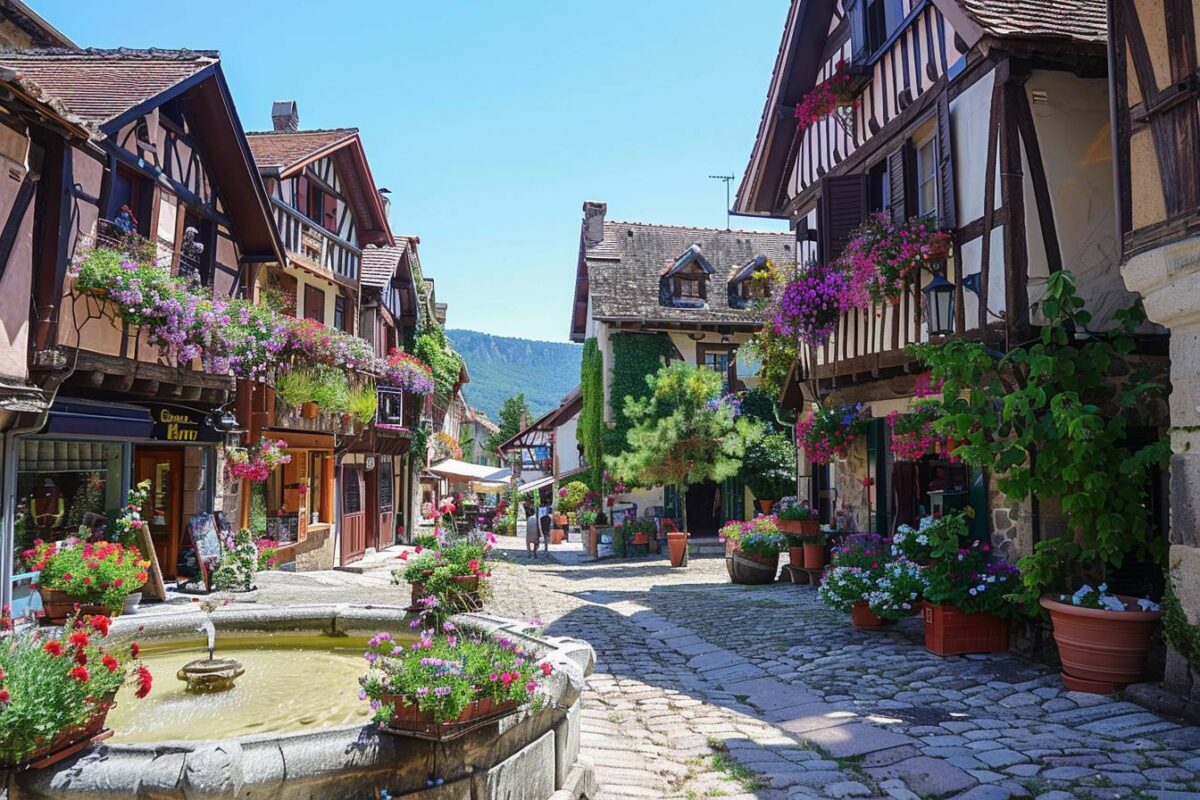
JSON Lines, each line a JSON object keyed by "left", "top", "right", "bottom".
{"left": 659, "top": 243, "right": 714, "bottom": 308}
{"left": 727, "top": 255, "right": 770, "bottom": 309}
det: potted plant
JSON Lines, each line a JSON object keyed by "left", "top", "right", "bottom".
{"left": 209, "top": 528, "right": 261, "bottom": 593}
{"left": 796, "top": 402, "right": 870, "bottom": 464}
{"left": 774, "top": 262, "right": 854, "bottom": 347}
{"left": 776, "top": 498, "right": 819, "bottom": 535}
{"left": 394, "top": 539, "right": 492, "bottom": 612}
{"left": 720, "top": 516, "right": 785, "bottom": 585}
{"left": 275, "top": 368, "right": 318, "bottom": 417}
{"left": 835, "top": 213, "right": 952, "bottom": 304}
{"left": 360, "top": 626, "right": 551, "bottom": 740}
{"left": 1040, "top": 586, "right": 1161, "bottom": 693}
{"left": 923, "top": 539, "right": 1019, "bottom": 656}
{"left": 110, "top": 480, "right": 151, "bottom": 613}
{"left": 25, "top": 540, "right": 149, "bottom": 623}
{"left": 609, "top": 363, "right": 761, "bottom": 569}
{"left": 886, "top": 403, "right": 945, "bottom": 462}
{"left": 380, "top": 349, "right": 435, "bottom": 396}
{"left": 578, "top": 510, "right": 599, "bottom": 558}
{"left": 818, "top": 533, "right": 924, "bottom": 628}
{"left": 742, "top": 431, "right": 796, "bottom": 515}
{"left": 226, "top": 438, "right": 291, "bottom": 482}
{"left": 797, "top": 531, "right": 826, "bottom": 570}
{"left": 0, "top": 612, "right": 153, "bottom": 768}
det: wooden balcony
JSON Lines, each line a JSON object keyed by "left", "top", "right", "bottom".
{"left": 271, "top": 199, "right": 360, "bottom": 283}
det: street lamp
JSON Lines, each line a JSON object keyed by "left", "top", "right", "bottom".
{"left": 922, "top": 273, "right": 956, "bottom": 337}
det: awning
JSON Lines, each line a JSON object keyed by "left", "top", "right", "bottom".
{"left": 518, "top": 474, "right": 556, "bottom": 493}
{"left": 43, "top": 398, "right": 154, "bottom": 439}
{"left": 427, "top": 459, "right": 511, "bottom": 483}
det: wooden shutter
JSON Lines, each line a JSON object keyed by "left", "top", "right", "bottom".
{"left": 304, "top": 284, "right": 325, "bottom": 323}
{"left": 295, "top": 176, "right": 308, "bottom": 214}
{"left": 324, "top": 193, "right": 339, "bottom": 231}
{"left": 820, "top": 174, "right": 868, "bottom": 261}
{"left": 888, "top": 144, "right": 915, "bottom": 223}
{"left": 936, "top": 93, "right": 956, "bottom": 231}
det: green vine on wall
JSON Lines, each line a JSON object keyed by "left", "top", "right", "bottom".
{"left": 414, "top": 325, "right": 465, "bottom": 396}
{"left": 910, "top": 271, "right": 1170, "bottom": 612}
{"left": 605, "top": 333, "right": 676, "bottom": 459}
{"left": 1163, "top": 564, "right": 1200, "bottom": 670}
{"left": 580, "top": 338, "right": 605, "bottom": 490}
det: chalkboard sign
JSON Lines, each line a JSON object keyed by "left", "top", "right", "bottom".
{"left": 267, "top": 514, "right": 299, "bottom": 544}
{"left": 190, "top": 513, "right": 221, "bottom": 561}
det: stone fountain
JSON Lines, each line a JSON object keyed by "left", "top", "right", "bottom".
{"left": 176, "top": 618, "right": 245, "bottom": 693}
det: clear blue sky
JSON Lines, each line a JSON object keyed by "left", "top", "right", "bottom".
{"left": 36, "top": 0, "right": 791, "bottom": 343}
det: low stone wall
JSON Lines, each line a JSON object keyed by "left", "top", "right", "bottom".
{"left": 7, "top": 606, "right": 596, "bottom": 800}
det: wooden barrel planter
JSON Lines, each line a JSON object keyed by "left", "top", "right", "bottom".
{"left": 727, "top": 551, "right": 779, "bottom": 585}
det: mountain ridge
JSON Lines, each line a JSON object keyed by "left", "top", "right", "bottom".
{"left": 447, "top": 329, "right": 582, "bottom": 421}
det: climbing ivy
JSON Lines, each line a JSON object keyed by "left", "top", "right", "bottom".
{"left": 579, "top": 338, "right": 605, "bottom": 490}
{"left": 604, "top": 333, "right": 676, "bottom": 459}
{"left": 414, "top": 325, "right": 464, "bottom": 396}
{"left": 1163, "top": 564, "right": 1200, "bottom": 671}
{"left": 910, "top": 271, "right": 1170, "bottom": 613}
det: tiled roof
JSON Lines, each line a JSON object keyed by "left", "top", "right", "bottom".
{"left": 585, "top": 221, "right": 795, "bottom": 324}
{"left": 244, "top": 128, "right": 357, "bottom": 172}
{"left": 955, "top": 0, "right": 1107, "bottom": 44}
{"left": 360, "top": 240, "right": 409, "bottom": 288}
{"left": 0, "top": 48, "right": 218, "bottom": 125}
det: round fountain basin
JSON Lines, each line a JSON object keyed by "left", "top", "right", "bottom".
{"left": 109, "top": 634, "right": 388, "bottom": 743}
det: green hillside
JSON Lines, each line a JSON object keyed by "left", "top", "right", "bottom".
{"left": 447, "top": 330, "right": 582, "bottom": 420}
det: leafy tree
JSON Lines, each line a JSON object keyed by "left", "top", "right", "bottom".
{"left": 911, "top": 271, "right": 1169, "bottom": 612}
{"left": 608, "top": 362, "right": 761, "bottom": 532}
{"left": 486, "top": 394, "right": 532, "bottom": 454}
{"left": 743, "top": 431, "right": 797, "bottom": 502}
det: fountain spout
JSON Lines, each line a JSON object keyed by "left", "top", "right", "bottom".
{"left": 196, "top": 619, "right": 216, "bottom": 662}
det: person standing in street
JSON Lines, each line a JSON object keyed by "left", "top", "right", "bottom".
{"left": 538, "top": 505, "right": 553, "bottom": 554}
{"left": 524, "top": 503, "right": 541, "bottom": 558}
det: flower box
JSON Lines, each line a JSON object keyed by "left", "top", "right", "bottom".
{"left": 0, "top": 692, "right": 115, "bottom": 770}
{"left": 777, "top": 519, "right": 819, "bottom": 535}
{"left": 379, "top": 694, "right": 520, "bottom": 741}
{"left": 37, "top": 587, "right": 116, "bottom": 625}
{"left": 923, "top": 604, "right": 1008, "bottom": 656}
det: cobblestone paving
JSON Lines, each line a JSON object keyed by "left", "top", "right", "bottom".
{"left": 481, "top": 542, "right": 1200, "bottom": 800}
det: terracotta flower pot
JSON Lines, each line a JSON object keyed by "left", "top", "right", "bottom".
{"left": 1040, "top": 594, "right": 1161, "bottom": 693}
{"left": 788, "top": 546, "right": 804, "bottom": 569}
{"left": 37, "top": 587, "right": 116, "bottom": 625}
{"left": 802, "top": 543, "right": 826, "bottom": 570}
{"left": 301, "top": 402, "right": 319, "bottom": 419}
{"left": 756, "top": 499, "right": 774, "bottom": 514}
{"left": 557, "top": 514, "right": 568, "bottom": 527}
{"left": 667, "top": 531, "right": 689, "bottom": 568}
{"left": 588, "top": 526, "right": 599, "bottom": 558}
{"left": 923, "top": 604, "right": 1008, "bottom": 656}
{"left": 777, "top": 519, "right": 820, "bottom": 535}
{"left": 550, "top": 528, "right": 565, "bottom": 545}
{"left": 851, "top": 602, "right": 893, "bottom": 629}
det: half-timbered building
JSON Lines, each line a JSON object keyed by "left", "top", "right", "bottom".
{"left": 1108, "top": 0, "right": 1200, "bottom": 713}
{"left": 0, "top": 48, "right": 284, "bottom": 606}
{"left": 245, "top": 102, "right": 394, "bottom": 569}
{"left": 569, "top": 200, "right": 795, "bottom": 536}
{"left": 736, "top": 0, "right": 1148, "bottom": 560}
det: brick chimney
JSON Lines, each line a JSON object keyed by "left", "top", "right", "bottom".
{"left": 271, "top": 100, "right": 299, "bottom": 132}
{"left": 582, "top": 200, "right": 606, "bottom": 246}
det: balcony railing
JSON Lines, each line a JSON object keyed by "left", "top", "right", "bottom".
{"left": 271, "top": 199, "right": 360, "bottom": 283}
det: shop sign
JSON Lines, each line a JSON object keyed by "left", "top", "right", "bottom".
{"left": 146, "top": 404, "right": 224, "bottom": 443}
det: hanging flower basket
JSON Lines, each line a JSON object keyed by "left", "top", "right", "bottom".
{"left": 795, "top": 60, "right": 860, "bottom": 135}
{"left": 227, "top": 438, "right": 292, "bottom": 482}
{"left": 836, "top": 213, "right": 954, "bottom": 305}
{"left": 797, "top": 403, "right": 870, "bottom": 464}
{"left": 774, "top": 263, "right": 854, "bottom": 347}
{"left": 886, "top": 403, "right": 945, "bottom": 462}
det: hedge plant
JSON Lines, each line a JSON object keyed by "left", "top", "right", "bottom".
{"left": 579, "top": 338, "right": 605, "bottom": 489}
{"left": 604, "top": 333, "right": 675, "bottom": 459}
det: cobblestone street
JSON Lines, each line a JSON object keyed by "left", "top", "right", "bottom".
{"left": 476, "top": 541, "right": 1200, "bottom": 800}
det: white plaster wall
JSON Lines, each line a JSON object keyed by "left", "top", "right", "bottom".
{"left": 556, "top": 412, "right": 581, "bottom": 476}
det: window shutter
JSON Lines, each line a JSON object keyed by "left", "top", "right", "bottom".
{"left": 324, "top": 193, "right": 339, "bottom": 231}
{"left": 295, "top": 176, "right": 308, "bottom": 214}
{"left": 820, "top": 174, "right": 868, "bottom": 261}
{"left": 936, "top": 93, "right": 956, "bottom": 231}
{"left": 888, "top": 144, "right": 914, "bottom": 223}
{"left": 845, "top": 0, "right": 869, "bottom": 69}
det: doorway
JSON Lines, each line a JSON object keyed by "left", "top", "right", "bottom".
{"left": 133, "top": 447, "right": 183, "bottom": 578}
{"left": 685, "top": 481, "right": 721, "bottom": 537}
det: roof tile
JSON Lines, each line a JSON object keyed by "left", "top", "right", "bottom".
{"left": 244, "top": 128, "right": 358, "bottom": 172}
{"left": 957, "top": 0, "right": 1107, "bottom": 44}
{"left": 360, "top": 241, "right": 409, "bottom": 288}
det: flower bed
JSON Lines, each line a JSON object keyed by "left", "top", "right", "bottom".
{"left": 0, "top": 613, "right": 151, "bottom": 767}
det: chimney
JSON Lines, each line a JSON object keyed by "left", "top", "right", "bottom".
{"left": 378, "top": 188, "right": 392, "bottom": 218}
{"left": 582, "top": 200, "right": 606, "bottom": 246}
{"left": 271, "top": 100, "right": 299, "bottom": 132}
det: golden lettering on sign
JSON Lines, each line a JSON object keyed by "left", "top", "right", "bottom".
{"left": 158, "top": 408, "right": 199, "bottom": 441}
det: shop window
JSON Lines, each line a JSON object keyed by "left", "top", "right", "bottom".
{"left": 15, "top": 441, "right": 125, "bottom": 569}
{"left": 309, "top": 452, "right": 329, "bottom": 523}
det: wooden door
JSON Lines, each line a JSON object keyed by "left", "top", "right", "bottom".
{"left": 134, "top": 447, "right": 183, "bottom": 579}
{"left": 365, "top": 464, "right": 380, "bottom": 552}
{"left": 341, "top": 465, "right": 366, "bottom": 564}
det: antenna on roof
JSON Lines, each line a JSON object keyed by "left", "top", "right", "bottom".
{"left": 709, "top": 174, "right": 735, "bottom": 230}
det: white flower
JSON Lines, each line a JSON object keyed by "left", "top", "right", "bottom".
{"left": 1100, "top": 595, "right": 1125, "bottom": 612}
{"left": 1136, "top": 598, "right": 1161, "bottom": 612}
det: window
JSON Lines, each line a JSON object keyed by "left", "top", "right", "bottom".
{"left": 868, "top": 161, "right": 890, "bottom": 214}
{"left": 677, "top": 277, "right": 704, "bottom": 299}
{"left": 849, "top": 0, "right": 905, "bottom": 66}
{"left": 342, "top": 465, "right": 363, "bottom": 514}
{"left": 309, "top": 453, "right": 328, "bottom": 523}
{"left": 698, "top": 345, "right": 737, "bottom": 393}
{"left": 866, "top": 0, "right": 904, "bottom": 53}
{"left": 180, "top": 209, "right": 216, "bottom": 286}
{"left": 333, "top": 296, "right": 346, "bottom": 331}
{"left": 378, "top": 460, "right": 393, "bottom": 512}
{"left": 109, "top": 164, "right": 152, "bottom": 237}
{"left": 297, "top": 174, "right": 340, "bottom": 233}
{"left": 304, "top": 284, "right": 325, "bottom": 323}
{"left": 915, "top": 135, "right": 938, "bottom": 219}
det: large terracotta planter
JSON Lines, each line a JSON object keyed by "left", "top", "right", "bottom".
{"left": 802, "top": 543, "right": 826, "bottom": 570}
{"left": 923, "top": 604, "right": 1008, "bottom": 656}
{"left": 1040, "top": 594, "right": 1161, "bottom": 693}
{"left": 851, "top": 602, "right": 894, "bottom": 629}
{"left": 380, "top": 693, "right": 519, "bottom": 740}
{"left": 667, "top": 531, "right": 689, "bottom": 567}
{"left": 37, "top": 587, "right": 116, "bottom": 625}
{"left": 728, "top": 551, "right": 779, "bottom": 585}
{"left": 756, "top": 499, "right": 774, "bottom": 514}
{"left": 777, "top": 519, "right": 820, "bottom": 536}
{"left": 788, "top": 546, "right": 804, "bottom": 568}
{"left": 550, "top": 528, "right": 565, "bottom": 545}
